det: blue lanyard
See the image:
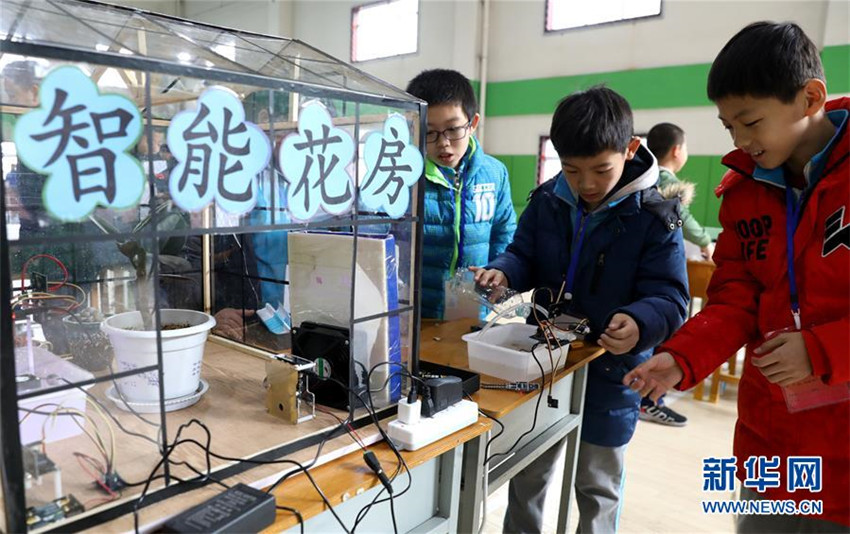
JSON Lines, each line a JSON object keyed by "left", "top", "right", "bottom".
{"left": 784, "top": 186, "right": 802, "bottom": 330}
{"left": 565, "top": 205, "right": 588, "bottom": 299}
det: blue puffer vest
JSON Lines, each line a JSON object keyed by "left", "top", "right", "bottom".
{"left": 421, "top": 137, "right": 516, "bottom": 319}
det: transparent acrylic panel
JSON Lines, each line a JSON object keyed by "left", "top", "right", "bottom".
{"left": 290, "top": 43, "right": 412, "bottom": 99}
{"left": 3, "top": 1, "right": 416, "bottom": 103}
{"left": 155, "top": 23, "right": 295, "bottom": 78}
{"left": 9, "top": 227, "right": 168, "bottom": 528}
{"left": 19, "top": 366, "right": 165, "bottom": 530}
{"left": 352, "top": 310, "right": 413, "bottom": 411}
{"left": 285, "top": 229, "right": 413, "bottom": 410}
{"left": 0, "top": 0, "right": 26, "bottom": 40}
{"left": 3, "top": 0, "right": 121, "bottom": 52}
{"left": 84, "top": 18, "right": 251, "bottom": 75}
{"left": 9, "top": 234, "right": 160, "bottom": 377}
{"left": 1, "top": 61, "right": 172, "bottom": 244}
{"left": 1, "top": 4, "right": 423, "bottom": 529}
{"left": 356, "top": 219, "right": 417, "bottom": 309}
{"left": 250, "top": 39, "right": 410, "bottom": 100}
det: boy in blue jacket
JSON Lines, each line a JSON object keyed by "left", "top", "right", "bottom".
{"left": 473, "top": 86, "right": 689, "bottom": 533}
{"left": 405, "top": 69, "right": 516, "bottom": 319}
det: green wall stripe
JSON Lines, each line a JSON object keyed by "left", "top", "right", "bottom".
{"left": 494, "top": 154, "right": 726, "bottom": 226}
{"left": 470, "top": 79, "right": 481, "bottom": 104}
{"left": 485, "top": 44, "right": 850, "bottom": 117}
{"left": 487, "top": 63, "right": 712, "bottom": 116}
{"left": 822, "top": 45, "right": 850, "bottom": 94}
{"left": 493, "top": 154, "right": 538, "bottom": 218}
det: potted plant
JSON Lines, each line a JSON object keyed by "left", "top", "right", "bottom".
{"left": 90, "top": 203, "right": 216, "bottom": 403}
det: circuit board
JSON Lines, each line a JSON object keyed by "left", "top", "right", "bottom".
{"left": 26, "top": 495, "right": 84, "bottom": 529}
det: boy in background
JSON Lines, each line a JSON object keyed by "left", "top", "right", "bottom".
{"left": 405, "top": 69, "right": 516, "bottom": 319}
{"left": 648, "top": 122, "right": 715, "bottom": 260}
{"left": 626, "top": 21, "right": 849, "bottom": 532}
{"left": 474, "top": 86, "right": 689, "bottom": 533}
{"left": 634, "top": 121, "right": 714, "bottom": 427}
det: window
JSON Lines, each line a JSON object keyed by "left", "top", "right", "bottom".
{"left": 546, "top": 0, "right": 661, "bottom": 32}
{"left": 538, "top": 137, "right": 561, "bottom": 186}
{"left": 351, "top": 0, "right": 418, "bottom": 62}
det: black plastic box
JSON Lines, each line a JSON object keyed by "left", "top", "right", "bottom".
{"left": 419, "top": 360, "right": 480, "bottom": 396}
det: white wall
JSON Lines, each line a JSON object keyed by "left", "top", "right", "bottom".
{"left": 183, "top": 0, "right": 294, "bottom": 37}
{"left": 290, "top": 0, "right": 480, "bottom": 90}
{"left": 165, "top": 0, "right": 481, "bottom": 91}
{"left": 112, "top": 0, "right": 849, "bottom": 156}
{"left": 823, "top": 0, "right": 850, "bottom": 46}
{"left": 487, "top": 0, "right": 833, "bottom": 81}
{"left": 481, "top": 0, "right": 846, "bottom": 155}
{"left": 105, "top": 0, "right": 181, "bottom": 16}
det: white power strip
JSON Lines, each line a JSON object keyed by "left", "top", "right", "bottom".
{"left": 387, "top": 399, "right": 479, "bottom": 451}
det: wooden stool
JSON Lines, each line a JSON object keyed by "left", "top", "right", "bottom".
{"left": 687, "top": 260, "right": 742, "bottom": 402}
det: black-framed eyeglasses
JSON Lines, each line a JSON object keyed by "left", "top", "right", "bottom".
{"left": 426, "top": 122, "right": 471, "bottom": 144}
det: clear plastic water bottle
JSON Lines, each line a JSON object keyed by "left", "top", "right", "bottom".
{"left": 448, "top": 269, "right": 530, "bottom": 318}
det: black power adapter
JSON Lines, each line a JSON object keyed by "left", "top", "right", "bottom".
{"left": 160, "top": 483, "right": 275, "bottom": 533}
{"left": 420, "top": 376, "right": 462, "bottom": 418}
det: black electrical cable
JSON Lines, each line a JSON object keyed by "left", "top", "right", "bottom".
{"left": 133, "top": 419, "right": 209, "bottom": 533}
{"left": 262, "top": 420, "right": 354, "bottom": 534}
{"left": 389, "top": 491, "right": 399, "bottom": 533}
{"left": 277, "top": 504, "right": 305, "bottom": 534}
{"left": 59, "top": 377, "right": 161, "bottom": 446}
{"left": 120, "top": 351, "right": 414, "bottom": 534}
{"left": 13, "top": 308, "right": 410, "bottom": 532}
{"left": 261, "top": 361, "right": 413, "bottom": 534}
{"left": 301, "top": 370, "right": 409, "bottom": 534}
{"left": 302, "top": 366, "right": 410, "bottom": 533}
{"left": 129, "top": 422, "right": 318, "bottom": 534}
{"left": 347, "top": 361, "right": 427, "bottom": 533}
{"left": 483, "top": 341, "right": 547, "bottom": 466}
{"left": 481, "top": 287, "right": 563, "bottom": 466}
{"left": 130, "top": 360, "right": 405, "bottom": 534}
{"left": 139, "top": 436, "right": 313, "bottom": 533}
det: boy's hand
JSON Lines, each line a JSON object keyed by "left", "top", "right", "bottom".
{"left": 599, "top": 313, "right": 639, "bottom": 355}
{"left": 469, "top": 266, "right": 507, "bottom": 288}
{"left": 752, "top": 331, "right": 813, "bottom": 386}
{"left": 213, "top": 308, "right": 255, "bottom": 338}
{"left": 623, "top": 352, "right": 684, "bottom": 402}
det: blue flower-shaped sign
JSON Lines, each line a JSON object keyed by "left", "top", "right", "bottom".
{"left": 361, "top": 114, "right": 424, "bottom": 218}
{"left": 167, "top": 86, "right": 271, "bottom": 215}
{"left": 13, "top": 66, "right": 143, "bottom": 221}
{"left": 278, "top": 102, "right": 355, "bottom": 222}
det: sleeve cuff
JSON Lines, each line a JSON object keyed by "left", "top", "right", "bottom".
{"left": 668, "top": 348, "right": 696, "bottom": 390}
{"left": 802, "top": 329, "right": 830, "bottom": 380}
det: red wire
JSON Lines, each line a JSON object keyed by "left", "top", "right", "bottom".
{"left": 74, "top": 453, "right": 116, "bottom": 498}
{"left": 317, "top": 406, "right": 367, "bottom": 450}
{"left": 20, "top": 254, "right": 69, "bottom": 292}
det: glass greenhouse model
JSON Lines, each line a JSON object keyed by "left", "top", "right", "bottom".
{"left": 0, "top": 1, "right": 426, "bottom": 531}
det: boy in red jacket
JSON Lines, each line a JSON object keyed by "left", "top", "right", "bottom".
{"left": 625, "top": 21, "right": 849, "bottom": 532}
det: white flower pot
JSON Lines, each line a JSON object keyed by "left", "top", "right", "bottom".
{"left": 101, "top": 309, "right": 216, "bottom": 402}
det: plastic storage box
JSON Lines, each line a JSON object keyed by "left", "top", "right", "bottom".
{"left": 16, "top": 345, "right": 94, "bottom": 445}
{"left": 462, "top": 323, "right": 570, "bottom": 382}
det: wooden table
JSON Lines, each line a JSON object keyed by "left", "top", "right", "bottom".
{"left": 66, "top": 318, "right": 596, "bottom": 533}
{"left": 420, "top": 319, "right": 605, "bottom": 533}
{"left": 64, "top": 341, "right": 381, "bottom": 533}
{"left": 264, "top": 417, "right": 491, "bottom": 533}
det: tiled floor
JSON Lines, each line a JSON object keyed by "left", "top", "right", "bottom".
{"left": 478, "top": 386, "right": 739, "bottom": 533}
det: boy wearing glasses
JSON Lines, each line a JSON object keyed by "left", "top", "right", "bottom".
{"left": 406, "top": 69, "right": 516, "bottom": 319}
